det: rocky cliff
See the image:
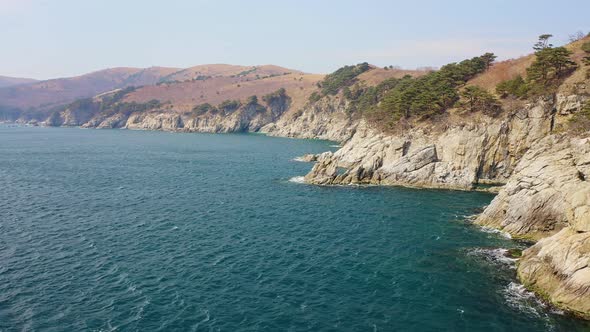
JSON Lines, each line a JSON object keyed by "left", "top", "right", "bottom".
{"left": 42, "top": 92, "right": 292, "bottom": 133}
{"left": 476, "top": 135, "right": 590, "bottom": 317}
{"left": 304, "top": 95, "right": 582, "bottom": 190}
{"left": 260, "top": 95, "right": 358, "bottom": 142}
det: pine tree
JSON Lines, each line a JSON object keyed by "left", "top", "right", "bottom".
{"left": 533, "top": 34, "right": 553, "bottom": 51}
{"left": 526, "top": 34, "right": 576, "bottom": 86}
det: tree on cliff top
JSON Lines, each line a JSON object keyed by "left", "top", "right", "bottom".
{"left": 317, "top": 62, "right": 371, "bottom": 96}
{"left": 458, "top": 86, "right": 501, "bottom": 116}
{"left": 378, "top": 53, "right": 496, "bottom": 121}
{"left": 527, "top": 34, "right": 577, "bottom": 87}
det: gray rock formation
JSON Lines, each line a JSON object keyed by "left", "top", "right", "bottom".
{"left": 304, "top": 95, "right": 568, "bottom": 189}
{"left": 260, "top": 95, "right": 358, "bottom": 142}
{"left": 476, "top": 136, "right": 590, "bottom": 317}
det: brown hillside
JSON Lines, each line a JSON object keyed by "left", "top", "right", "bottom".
{"left": 124, "top": 66, "right": 426, "bottom": 114}
{"left": 0, "top": 76, "right": 38, "bottom": 89}
{"left": 467, "top": 55, "right": 535, "bottom": 91}
{"left": 468, "top": 35, "right": 590, "bottom": 93}
{"left": 160, "top": 64, "right": 303, "bottom": 82}
{"left": 357, "top": 67, "right": 430, "bottom": 86}
{"left": 125, "top": 72, "right": 323, "bottom": 113}
{"left": 0, "top": 67, "right": 179, "bottom": 110}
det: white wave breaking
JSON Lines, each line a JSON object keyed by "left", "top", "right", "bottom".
{"left": 288, "top": 176, "right": 306, "bottom": 184}
{"left": 468, "top": 248, "right": 518, "bottom": 268}
{"left": 503, "top": 282, "right": 566, "bottom": 317}
{"left": 478, "top": 225, "right": 512, "bottom": 239}
{"left": 289, "top": 176, "right": 305, "bottom": 183}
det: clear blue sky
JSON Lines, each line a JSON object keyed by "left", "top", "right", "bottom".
{"left": 2, "top": 0, "right": 589, "bottom": 80}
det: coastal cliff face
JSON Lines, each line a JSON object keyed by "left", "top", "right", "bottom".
{"left": 260, "top": 95, "right": 358, "bottom": 142}
{"left": 304, "top": 96, "right": 576, "bottom": 190}
{"left": 48, "top": 93, "right": 292, "bottom": 133}
{"left": 475, "top": 136, "right": 590, "bottom": 317}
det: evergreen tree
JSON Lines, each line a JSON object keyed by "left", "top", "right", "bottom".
{"left": 533, "top": 34, "right": 553, "bottom": 51}
{"left": 458, "top": 86, "right": 501, "bottom": 115}
{"left": 496, "top": 75, "right": 528, "bottom": 98}
{"left": 481, "top": 53, "right": 497, "bottom": 69}
{"left": 526, "top": 34, "right": 577, "bottom": 86}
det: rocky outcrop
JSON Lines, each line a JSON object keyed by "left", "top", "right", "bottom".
{"left": 293, "top": 154, "right": 318, "bottom": 162}
{"left": 260, "top": 95, "right": 358, "bottom": 142}
{"left": 476, "top": 136, "right": 590, "bottom": 239}
{"left": 475, "top": 136, "right": 590, "bottom": 317}
{"left": 304, "top": 96, "right": 569, "bottom": 189}
{"left": 52, "top": 93, "right": 291, "bottom": 133}
{"left": 126, "top": 113, "right": 185, "bottom": 131}
{"left": 518, "top": 228, "right": 590, "bottom": 318}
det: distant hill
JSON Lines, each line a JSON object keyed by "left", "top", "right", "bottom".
{"left": 122, "top": 65, "right": 427, "bottom": 115}
{"left": 0, "top": 75, "right": 37, "bottom": 88}
{"left": 0, "top": 64, "right": 307, "bottom": 111}
{"left": 0, "top": 67, "right": 180, "bottom": 110}
{"left": 0, "top": 63, "right": 427, "bottom": 125}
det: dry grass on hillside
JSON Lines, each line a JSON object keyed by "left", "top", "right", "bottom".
{"left": 163, "top": 64, "right": 303, "bottom": 82}
{"left": 559, "top": 35, "right": 590, "bottom": 95}
{"left": 125, "top": 72, "right": 324, "bottom": 113}
{"left": 467, "top": 55, "right": 535, "bottom": 92}
{"left": 469, "top": 35, "right": 590, "bottom": 94}
{"left": 125, "top": 66, "right": 430, "bottom": 114}
{"left": 0, "top": 67, "right": 180, "bottom": 109}
{"left": 358, "top": 67, "right": 430, "bottom": 86}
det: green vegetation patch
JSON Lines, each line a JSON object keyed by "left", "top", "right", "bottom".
{"left": 496, "top": 35, "right": 578, "bottom": 99}
{"left": 218, "top": 99, "right": 241, "bottom": 113}
{"left": 316, "top": 62, "right": 371, "bottom": 97}
{"left": 506, "top": 248, "right": 523, "bottom": 258}
{"left": 377, "top": 54, "right": 495, "bottom": 121}
{"left": 192, "top": 103, "right": 218, "bottom": 116}
{"left": 569, "top": 100, "right": 590, "bottom": 134}
{"left": 458, "top": 86, "right": 501, "bottom": 117}
{"left": 262, "top": 88, "right": 288, "bottom": 104}
{"left": 496, "top": 75, "right": 529, "bottom": 99}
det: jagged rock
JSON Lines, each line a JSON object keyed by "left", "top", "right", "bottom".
{"left": 293, "top": 154, "right": 318, "bottom": 162}
{"left": 476, "top": 137, "right": 590, "bottom": 239}
{"left": 304, "top": 96, "right": 559, "bottom": 189}
{"left": 518, "top": 228, "right": 590, "bottom": 319}
{"left": 126, "top": 113, "right": 184, "bottom": 131}
{"left": 260, "top": 95, "right": 357, "bottom": 142}
{"left": 475, "top": 136, "right": 590, "bottom": 316}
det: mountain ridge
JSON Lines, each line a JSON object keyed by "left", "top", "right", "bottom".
{"left": 0, "top": 75, "right": 38, "bottom": 89}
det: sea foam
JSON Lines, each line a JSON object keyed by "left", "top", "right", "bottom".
{"left": 468, "top": 248, "right": 517, "bottom": 269}
{"left": 288, "top": 176, "right": 305, "bottom": 184}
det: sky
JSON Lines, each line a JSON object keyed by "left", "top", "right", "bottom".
{"left": 1, "top": 0, "right": 589, "bottom": 80}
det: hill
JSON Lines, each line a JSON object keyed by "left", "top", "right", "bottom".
{"left": 0, "top": 67, "right": 180, "bottom": 110}
{"left": 0, "top": 75, "right": 38, "bottom": 88}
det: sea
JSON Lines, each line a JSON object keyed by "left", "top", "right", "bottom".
{"left": 1, "top": 125, "right": 588, "bottom": 331}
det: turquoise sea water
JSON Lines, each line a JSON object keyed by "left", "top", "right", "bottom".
{"left": 0, "top": 126, "right": 589, "bottom": 332}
